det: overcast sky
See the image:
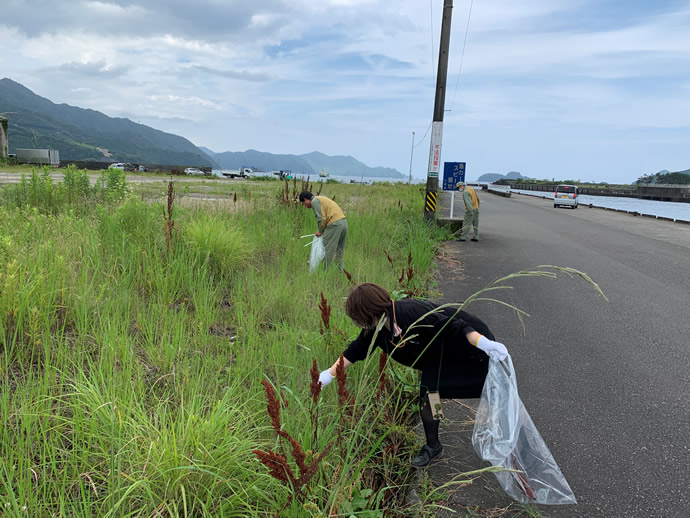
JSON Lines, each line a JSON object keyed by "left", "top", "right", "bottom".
{"left": 2, "top": 0, "right": 689, "bottom": 183}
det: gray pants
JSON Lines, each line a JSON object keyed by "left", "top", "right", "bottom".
{"left": 323, "top": 218, "right": 348, "bottom": 269}
{"left": 460, "top": 210, "right": 479, "bottom": 239}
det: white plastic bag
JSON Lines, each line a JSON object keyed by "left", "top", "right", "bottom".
{"left": 308, "top": 236, "right": 326, "bottom": 272}
{"left": 472, "top": 356, "right": 577, "bottom": 505}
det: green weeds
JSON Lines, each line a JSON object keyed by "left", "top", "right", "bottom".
{"left": 1, "top": 177, "right": 455, "bottom": 515}
{"left": 0, "top": 165, "right": 129, "bottom": 214}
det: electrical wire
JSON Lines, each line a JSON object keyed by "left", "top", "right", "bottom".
{"left": 429, "top": 0, "right": 436, "bottom": 85}
{"left": 414, "top": 122, "right": 432, "bottom": 148}
{"left": 449, "top": 0, "right": 475, "bottom": 111}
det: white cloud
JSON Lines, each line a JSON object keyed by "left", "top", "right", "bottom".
{"left": 0, "top": 0, "right": 688, "bottom": 182}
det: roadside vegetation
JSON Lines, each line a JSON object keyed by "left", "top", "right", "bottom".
{"left": 2, "top": 167, "right": 504, "bottom": 516}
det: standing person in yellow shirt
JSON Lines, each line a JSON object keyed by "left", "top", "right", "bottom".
{"left": 456, "top": 181, "right": 480, "bottom": 242}
{"left": 299, "top": 191, "right": 348, "bottom": 269}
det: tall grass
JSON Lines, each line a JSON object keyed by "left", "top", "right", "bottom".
{"left": 0, "top": 176, "right": 468, "bottom": 515}
{"left": 0, "top": 165, "right": 128, "bottom": 214}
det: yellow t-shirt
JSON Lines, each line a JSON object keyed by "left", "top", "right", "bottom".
{"left": 314, "top": 196, "right": 346, "bottom": 231}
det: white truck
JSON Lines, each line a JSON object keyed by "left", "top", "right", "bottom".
{"left": 221, "top": 167, "right": 254, "bottom": 179}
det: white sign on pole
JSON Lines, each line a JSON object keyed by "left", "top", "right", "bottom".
{"left": 427, "top": 121, "right": 443, "bottom": 177}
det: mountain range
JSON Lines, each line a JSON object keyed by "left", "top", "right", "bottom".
{"left": 0, "top": 78, "right": 403, "bottom": 177}
{"left": 0, "top": 78, "right": 216, "bottom": 167}
{"left": 201, "top": 148, "right": 403, "bottom": 178}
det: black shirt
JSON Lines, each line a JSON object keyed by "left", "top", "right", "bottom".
{"left": 342, "top": 299, "right": 493, "bottom": 371}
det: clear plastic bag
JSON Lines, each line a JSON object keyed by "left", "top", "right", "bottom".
{"left": 472, "top": 356, "right": 577, "bottom": 505}
{"left": 308, "top": 236, "right": 326, "bottom": 272}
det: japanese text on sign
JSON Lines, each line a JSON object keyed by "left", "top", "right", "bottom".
{"left": 442, "top": 162, "right": 466, "bottom": 191}
{"left": 427, "top": 121, "right": 443, "bottom": 177}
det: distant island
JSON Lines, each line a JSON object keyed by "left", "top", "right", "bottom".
{"left": 0, "top": 77, "right": 404, "bottom": 178}
{"left": 474, "top": 171, "right": 531, "bottom": 183}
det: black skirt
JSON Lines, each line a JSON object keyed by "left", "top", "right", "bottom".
{"left": 419, "top": 327, "right": 494, "bottom": 399}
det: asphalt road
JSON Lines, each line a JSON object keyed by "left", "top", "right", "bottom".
{"left": 433, "top": 192, "right": 690, "bottom": 517}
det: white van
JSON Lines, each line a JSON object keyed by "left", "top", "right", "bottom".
{"left": 554, "top": 184, "right": 579, "bottom": 209}
{"left": 108, "top": 163, "right": 126, "bottom": 170}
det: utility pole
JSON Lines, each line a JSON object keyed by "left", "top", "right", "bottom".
{"left": 424, "top": 0, "right": 453, "bottom": 222}
{"left": 408, "top": 131, "right": 415, "bottom": 184}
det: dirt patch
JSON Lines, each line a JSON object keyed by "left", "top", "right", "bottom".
{"left": 209, "top": 322, "right": 235, "bottom": 338}
{"left": 175, "top": 196, "right": 253, "bottom": 214}
{"left": 436, "top": 242, "right": 467, "bottom": 282}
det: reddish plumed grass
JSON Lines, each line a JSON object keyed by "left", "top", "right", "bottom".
{"left": 262, "top": 380, "right": 282, "bottom": 435}
{"left": 252, "top": 449, "right": 296, "bottom": 486}
{"left": 406, "top": 252, "right": 415, "bottom": 284}
{"left": 376, "top": 351, "right": 388, "bottom": 399}
{"left": 319, "top": 292, "right": 331, "bottom": 334}
{"left": 335, "top": 354, "right": 352, "bottom": 410}
{"left": 310, "top": 358, "right": 322, "bottom": 405}
{"left": 163, "top": 179, "right": 175, "bottom": 252}
{"left": 254, "top": 376, "right": 334, "bottom": 512}
{"left": 309, "top": 358, "right": 321, "bottom": 445}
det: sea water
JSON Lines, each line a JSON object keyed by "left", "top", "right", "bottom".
{"left": 509, "top": 188, "right": 690, "bottom": 223}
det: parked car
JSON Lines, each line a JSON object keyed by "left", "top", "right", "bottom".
{"left": 108, "top": 163, "right": 126, "bottom": 170}
{"left": 184, "top": 167, "right": 203, "bottom": 175}
{"left": 554, "top": 184, "right": 579, "bottom": 209}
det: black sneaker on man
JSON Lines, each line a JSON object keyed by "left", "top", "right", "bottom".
{"left": 457, "top": 238, "right": 467, "bottom": 242}
{"left": 471, "top": 237, "right": 479, "bottom": 242}
{"left": 411, "top": 444, "right": 443, "bottom": 468}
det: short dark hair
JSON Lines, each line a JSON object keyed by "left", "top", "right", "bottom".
{"left": 345, "top": 283, "right": 391, "bottom": 329}
{"left": 299, "top": 191, "right": 313, "bottom": 202}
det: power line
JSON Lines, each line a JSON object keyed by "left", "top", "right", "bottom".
{"left": 414, "top": 122, "right": 432, "bottom": 148}
{"left": 415, "top": 0, "right": 442, "bottom": 149}
{"left": 449, "top": 0, "right": 475, "bottom": 111}
{"left": 429, "top": 0, "right": 436, "bottom": 84}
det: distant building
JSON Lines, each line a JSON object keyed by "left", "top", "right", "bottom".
{"left": 0, "top": 116, "right": 8, "bottom": 159}
{"left": 16, "top": 148, "right": 60, "bottom": 166}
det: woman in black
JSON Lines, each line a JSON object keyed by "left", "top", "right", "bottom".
{"left": 318, "top": 283, "right": 508, "bottom": 468}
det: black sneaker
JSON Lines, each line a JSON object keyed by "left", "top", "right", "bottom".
{"left": 411, "top": 444, "right": 443, "bottom": 468}
{"left": 471, "top": 237, "right": 479, "bottom": 242}
{"left": 457, "top": 238, "right": 467, "bottom": 242}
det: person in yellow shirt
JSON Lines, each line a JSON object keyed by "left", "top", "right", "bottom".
{"left": 456, "top": 181, "right": 480, "bottom": 242}
{"left": 299, "top": 191, "right": 348, "bottom": 269}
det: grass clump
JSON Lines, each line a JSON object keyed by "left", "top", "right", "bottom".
{"left": 182, "top": 212, "right": 255, "bottom": 275}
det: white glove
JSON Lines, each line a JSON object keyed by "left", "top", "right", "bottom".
{"left": 319, "top": 369, "right": 334, "bottom": 387}
{"left": 476, "top": 335, "right": 509, "bottom": 361}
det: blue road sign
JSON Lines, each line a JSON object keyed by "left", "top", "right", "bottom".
{"left": 442, "top": 162, "right": 466, "bottom": 191}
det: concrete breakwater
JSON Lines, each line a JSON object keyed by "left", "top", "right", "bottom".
{"left": 507, "top": 183, "right": 690, "bottom": 203}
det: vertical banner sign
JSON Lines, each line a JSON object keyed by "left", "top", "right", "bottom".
{"left": 442, "top": 162, "right": 466, "bottom": 191}
{"left": 427, "top": 121, "right": 443, "bottom": 178}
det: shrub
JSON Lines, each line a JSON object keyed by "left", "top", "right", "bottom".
{"left": 182, "top": 212, "right": 254, "bottom": 275}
